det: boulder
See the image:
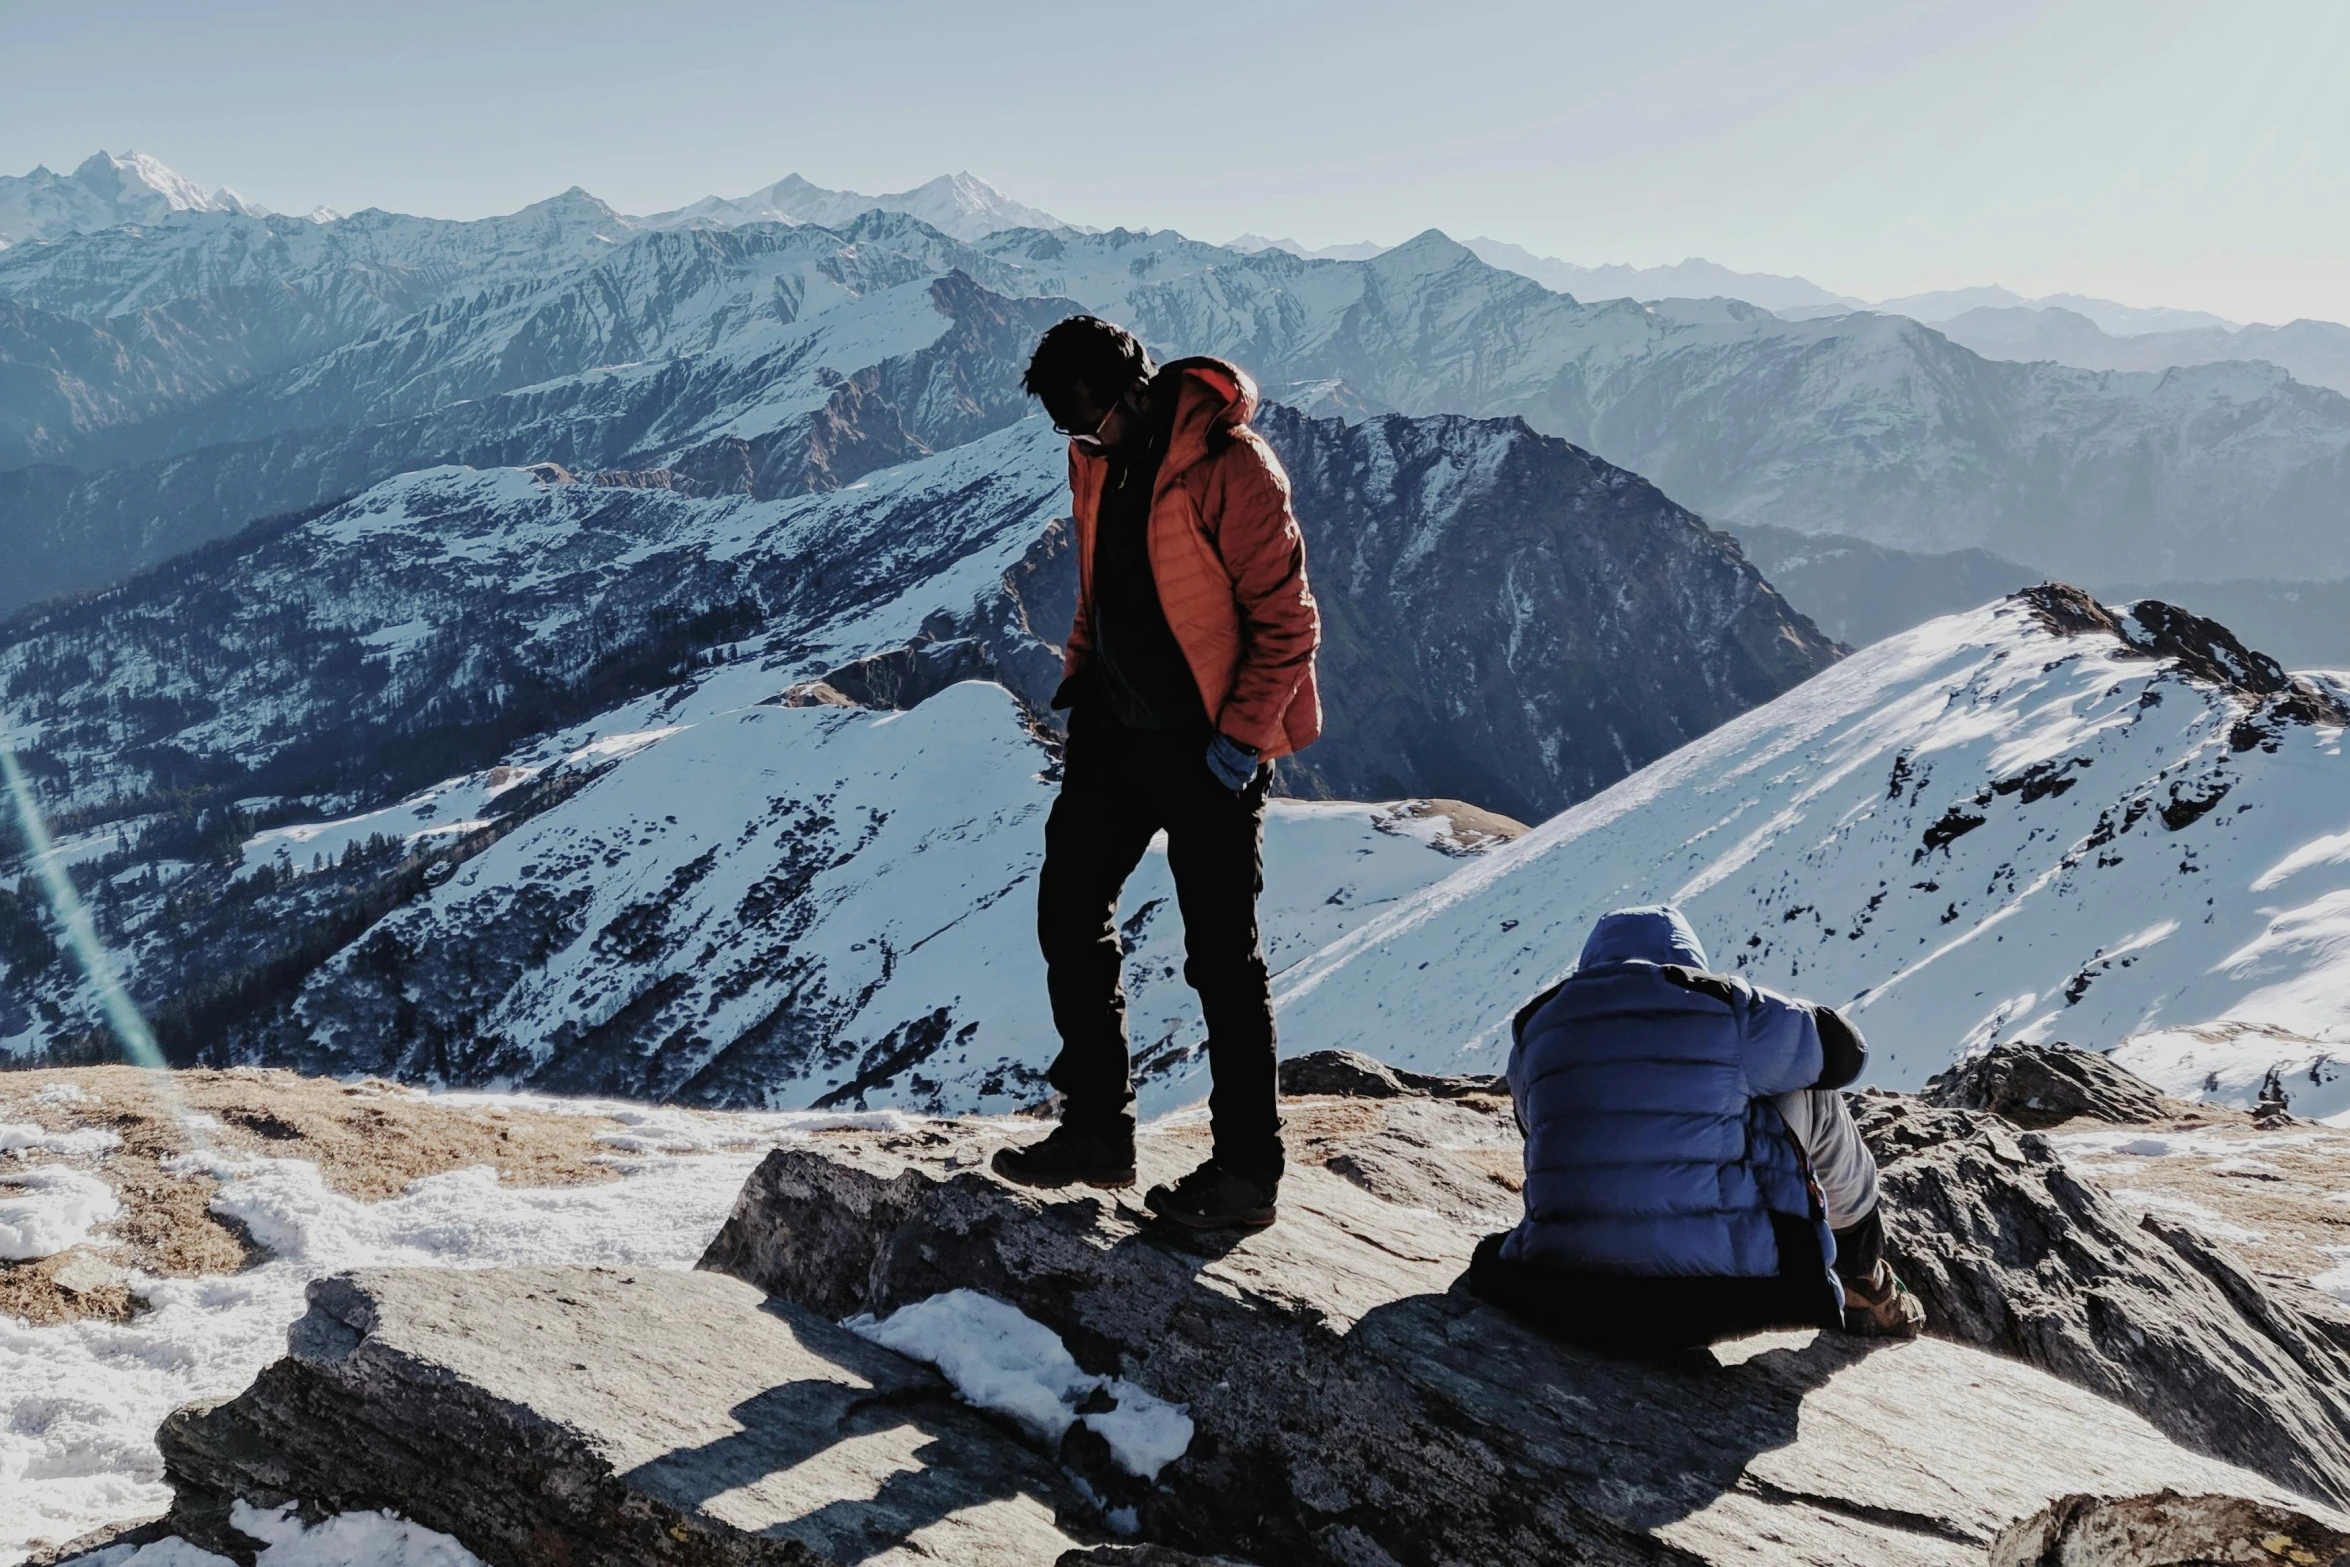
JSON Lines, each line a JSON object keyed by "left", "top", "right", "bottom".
{"left": 700, "top": 1096, "right": 2331, "bottom": 1566}
{"left": 1274, "top": 1047, "right": 1505, "bottom": 1100}
{"left": 1919, "top": 1040, "right": 2174, "bottom": 1128}
{"left": 1989, "top": 1489, "right": 2350, "bottom": 1566}
{"left": 1858, "top": 1096, "right": 2350, "bottom": 1508}
{"left": 156, "top": 1265, "right": 1090, "bottom": 1566}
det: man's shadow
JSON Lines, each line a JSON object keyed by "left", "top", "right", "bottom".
{"left": 1349, "top": 1282, "right": 1895, "bottom": 1536}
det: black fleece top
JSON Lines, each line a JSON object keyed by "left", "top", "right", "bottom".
{"left": 1089, "top": 376, "right": 1206, "bottom": 731}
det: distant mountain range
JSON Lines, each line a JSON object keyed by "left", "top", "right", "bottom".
{"left": 1928, "top": 305, "right": 2350, "bottom": 396}
{"left": 634, "top": 170, "right": 1082, "bottom": 242}
{"left": 5, "top": 175, "right": 2350, "bottom": 622}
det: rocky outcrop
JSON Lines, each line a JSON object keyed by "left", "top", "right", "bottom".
{"left": 140, "top": 1068, "right": 2350, "bottom": 1566}
{"left": 2016, "top": 583, "right": 2350, "bottom": 735}
{"left": 1921, "top": 1040, "right": 2176, "bottom": 1128}
{"left": 157, "top": 1265, "right": 1090, "bottom": 1566}
{"left": 1858, "top": 1095, "right": 2350, "bottom": 1507}
{"left": 1990, "top": 1490, "right": 2350, "bottom": 1566}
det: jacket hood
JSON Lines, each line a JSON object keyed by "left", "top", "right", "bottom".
{"left": 1157, "top": 356, "right": 1257, "bottom": 473}
{"left": 1577, "top": 905, "right": 1710, "bottom": 971}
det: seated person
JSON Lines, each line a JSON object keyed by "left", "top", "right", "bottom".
{"left": 1469, "top": 904, "right": 1924, "bottom": 1351}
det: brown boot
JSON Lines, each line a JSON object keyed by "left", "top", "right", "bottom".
{"left": 1842, "top": 1260, "right": 1926, "bottom": 1339}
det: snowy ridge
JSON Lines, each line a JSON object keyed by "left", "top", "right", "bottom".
{"left": 1275, "top": 591, "right": 2350, "bottom": 1107}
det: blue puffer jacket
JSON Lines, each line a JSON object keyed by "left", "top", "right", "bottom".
{"left": 1502, "top": 906, "right": 1839, "bottom": 1286}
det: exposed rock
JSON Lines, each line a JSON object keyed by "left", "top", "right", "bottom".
{"left": 1368, "top": 797, "right": 1531, "bottom": 855}
{"left": 2015, "top": 583, "right": 2350, "bottom": 729}
{"left": 1857, "top": 1096, "right": 2350, "bottom": 1507}
{"left": 157, "top": 1265, "right": 1090, "bottom": 1566}
{"left": 697, "top": 1098, "right": 2326, "bottom": 1566}
{"left": 26, "top": 1518, "right": 176, "bottom": 1566}
{"left": 1275, "top": 1047, "right": 1505, "bottom": 1100}
{"left": 1921, "top": 1040, "right": 2175, "bottom": 1128}
{"left": 1989, "top": 1490, "right": 2350, "bottom": 1566}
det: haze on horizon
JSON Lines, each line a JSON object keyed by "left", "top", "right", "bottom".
{"left": 4, "top": 0, "right": 2347, "bottom": 324}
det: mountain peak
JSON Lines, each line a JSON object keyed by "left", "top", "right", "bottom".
{"left": 1, "top": 148, "right": 262, "bottom": 245}
{"left": 1368, "top": 228, "right": 1478, "bottom": 275}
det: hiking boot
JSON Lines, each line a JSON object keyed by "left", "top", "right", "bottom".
{"left": 1145, "top": 1158, "right": 1278, "bottom": 1231}
{"left": 1842, "top": 1260, "right": 1926, "bottom": 1339}
{"left": 992, "top": 1123, "right": 1135, "bottom": 1190}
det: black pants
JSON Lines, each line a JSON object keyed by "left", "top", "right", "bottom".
{"left": 1466, "top": 1214, "right": 1845, "bottom": 1353}
{"left": 1037, "top": 704, "right": 1283, "bottom": 1184}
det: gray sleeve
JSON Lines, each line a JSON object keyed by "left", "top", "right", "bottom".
{"left": 1773, "top": 1088, "right": 1881, "bottom": 1229}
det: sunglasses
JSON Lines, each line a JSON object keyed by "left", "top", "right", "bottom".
{"left": 1054, "top": 387, "right": 1133, "bottom": 448}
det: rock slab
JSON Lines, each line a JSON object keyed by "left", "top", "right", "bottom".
{"left": 701, "top": 1097, "right": 2329, "bottom": 1567}
{"left": 157, "top": 1265, "right": 1088, "bottom": 1566}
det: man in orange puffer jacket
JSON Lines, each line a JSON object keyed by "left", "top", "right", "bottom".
{"left": 993, "top": 316, "right": 1322, "bottom": 1230}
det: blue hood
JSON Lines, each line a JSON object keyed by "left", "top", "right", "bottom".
{"left": 1577, "top": 905, "right": 1709, "bottom": 970}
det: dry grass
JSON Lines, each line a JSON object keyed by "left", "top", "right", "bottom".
{"left": 2048, "top": 1111, "right": 2350, "bottom": 1287}
{"left": 1, "top": 1065, "right": 639, "bottom": 1326}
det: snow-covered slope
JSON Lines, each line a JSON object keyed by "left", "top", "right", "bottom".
{"left": 0, "top": 151, "right": 263, "bottom": 248}
{"left": 276, "top": 681, "right": 1466, "bottom": 1110}
{"left": 0, "top": 398, "right": 1835, "bottom": 1085}
{"left": 1274, "top": 587, "right": 2350, "bottom": 1110}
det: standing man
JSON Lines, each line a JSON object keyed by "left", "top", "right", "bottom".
{"left": 993, "top": 316, "right": 1321, "bottom": 1231}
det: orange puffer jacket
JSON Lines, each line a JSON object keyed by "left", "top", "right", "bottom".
{"left": 1062, "top": 357, "right": 1322, "bottom": 759}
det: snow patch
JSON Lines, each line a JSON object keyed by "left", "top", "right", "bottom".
{"left": 0, "top": 1104, "right": 876, "bottom": 1562}
{"left": 846, "top": 1288, "right": 1194, "bottom": 1480}
{"left": 0, "top": 1165, "right": 120, "bottom": 1261}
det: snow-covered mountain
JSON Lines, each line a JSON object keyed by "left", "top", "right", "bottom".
{"left": 1933, "top": 306, "right": 2350, "bottom": 397}
{"left": 10, "top": 192, "right": 2350, "bottom": 615}
{"left": 0, "top": 151, "right": 267, "bottom": 247}
{"left": 1275, "top": 585, "right": 2350, "bottom": 1116}
{"left": 0, "top": 393, "right": 1833, "bottom": 1096}
{"left": 638, "top": 171, "right": 1072, "bottom": 241}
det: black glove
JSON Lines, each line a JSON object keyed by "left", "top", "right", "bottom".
{"left": 1205, "top": 732, "right": 1258, "bottom": 792}
{"left": 1657, "top": 964, "right": 1740, "bottom": 1007}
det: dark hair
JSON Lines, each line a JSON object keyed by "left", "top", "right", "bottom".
{"left": 1023, "top": 315, "right": 1153, "bottom": 406}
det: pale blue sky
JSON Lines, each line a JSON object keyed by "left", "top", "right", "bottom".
{"left": 5, "top": 0, "right": 2347, "bottom": 321}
